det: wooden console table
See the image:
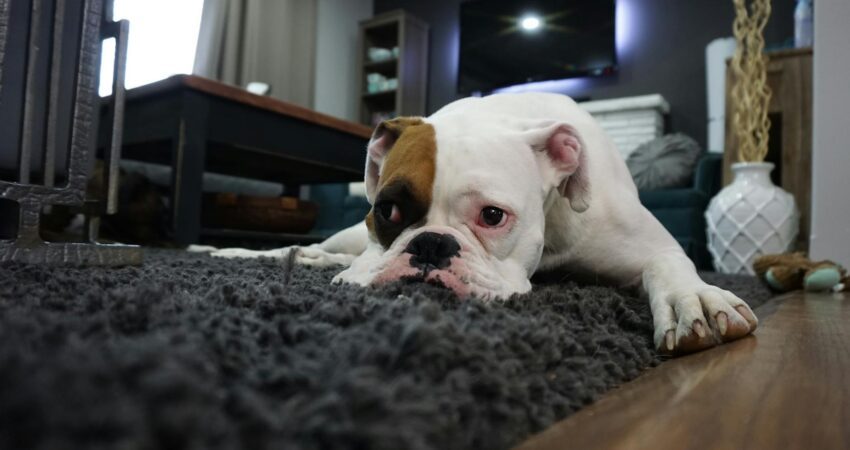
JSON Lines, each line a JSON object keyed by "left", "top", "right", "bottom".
{"left": 98, "top": 75, "right": 373, "bottom": 246}
{"left": 723, "top": 48, "right": 813, "bottom": 250}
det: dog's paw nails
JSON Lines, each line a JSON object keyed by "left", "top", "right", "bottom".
{"left": 693, "top": 319, "right": 707, "bottom": 338}
{"left": 665, "top": 329, "right": 675, "bottom": 352}
{"left": 716, "top": 311, "right": 728, "bottom": 336}
{"left": 735, "top": 305, "right": 758, "bottom": 329}
{"left": 651, "top": 285, "right": 757, "bottom": 355}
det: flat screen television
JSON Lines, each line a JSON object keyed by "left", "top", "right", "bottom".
{"left": 458, "top": 0, "right": 617, "bottom": 94}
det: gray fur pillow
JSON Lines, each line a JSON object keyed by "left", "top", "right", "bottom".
{"left": 626, "top": 133, "right": 702, "bottom": 191}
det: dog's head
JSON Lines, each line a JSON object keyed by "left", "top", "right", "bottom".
{"left": 333, "top": 113, "right": 590, "bottom": 299}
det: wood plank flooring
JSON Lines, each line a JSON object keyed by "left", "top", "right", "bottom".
{"left": 516, "top": 291, "right": 849, "bottom": 450}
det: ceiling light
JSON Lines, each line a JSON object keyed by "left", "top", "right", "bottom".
{"left": 520, "top": 15, "right": 542, "bottom": 31}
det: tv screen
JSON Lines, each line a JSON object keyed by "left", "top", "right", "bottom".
{"left": 458, "top": 0, "right": 617, "bottom": 94}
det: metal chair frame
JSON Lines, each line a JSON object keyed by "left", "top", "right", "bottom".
{"left": 0, "top": 0, "right": 141, "bottom": 265}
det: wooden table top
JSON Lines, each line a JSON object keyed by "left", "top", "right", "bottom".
{"left": 124, "top": 74, "right": 374, "bottom": 140}
{"left": 516, "top": 290, "right": 849, "bottom": 450}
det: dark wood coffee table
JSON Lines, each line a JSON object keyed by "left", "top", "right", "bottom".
{"left": 99, "top": 75, "right": 372, "bottom": 246}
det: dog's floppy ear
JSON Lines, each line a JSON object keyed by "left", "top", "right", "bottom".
{"left": 365, "top": 116, "right": 423, "bottom": 203}
{"left": 526, "top": 122, "right": 590, "bottom": 212}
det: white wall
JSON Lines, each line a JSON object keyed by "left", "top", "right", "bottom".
{"left": 314, "top": 0, "right": 374, "bottom": 121}
{"left": 810, "top": 1, "right": 850, "bottom": 266}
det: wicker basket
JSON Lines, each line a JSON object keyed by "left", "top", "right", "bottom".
{"left": 202, "top": 193, "right": 318, "bottom": 234}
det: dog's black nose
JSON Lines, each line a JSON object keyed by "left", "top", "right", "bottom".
{"left": 405, "top": 232, "right": 461, "bottom": 272}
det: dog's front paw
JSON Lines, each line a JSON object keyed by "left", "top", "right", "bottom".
{"left": 210, "top": 247, "right": 289, "bottom": 259}
{"left": 209, "top": 245, "right": 355, "bottom": 267}
{"left": 186, "top": 244, "right": 218, "bottom": 253}
{"left": 331, "top": 266, "right": 370, "bottom": 287}
{"left": 651, "top": 285, "right": 758, "bottom": 354}
{"left": 294, "top": 247, "right": 356, "bottom": 268}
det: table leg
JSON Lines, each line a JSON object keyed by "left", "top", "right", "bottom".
{"left": 170, "top": 95, "right": 209, "bottom": 246}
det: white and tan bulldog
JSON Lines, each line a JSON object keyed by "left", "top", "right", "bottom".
{"left": 207, "top": 93, "right": 758, "bottom": 354}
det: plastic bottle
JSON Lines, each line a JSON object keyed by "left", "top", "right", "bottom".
{"left": 794, "top": 0, "right": 813, "bottom": 48}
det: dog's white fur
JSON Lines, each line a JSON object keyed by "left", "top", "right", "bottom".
{"left": 204, "top": 93, "right": 757, "bottom": 353}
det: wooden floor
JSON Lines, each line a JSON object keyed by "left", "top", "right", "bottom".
{"left": 516, "top": 290, "right": 849, "bottom": 450}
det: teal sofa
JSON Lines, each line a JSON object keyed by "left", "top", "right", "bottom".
{"left": 310, "top": 152, "right": 722, "bottom": 270}
{"left": 638, "top": 153, "right": 722, "bottom": 270}
{"left": 309, "top": 184, "right": 372, "bottom": 238}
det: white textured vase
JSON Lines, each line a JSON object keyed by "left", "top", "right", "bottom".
{"left": 706, "top": 162, "right": 799, "bottom": 274}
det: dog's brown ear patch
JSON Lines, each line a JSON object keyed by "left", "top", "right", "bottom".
{"left": 364, "top": 117, "right": 436, "bottom": 247}
{"left": 365, "top": 117, "right": 427, "bottom": 202}
{"left": 377, "top": 121, "right": 436, "bottom": 205}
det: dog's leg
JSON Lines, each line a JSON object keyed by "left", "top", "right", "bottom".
{"left": 640, "top": 248, "right": 759, "bottom": 354}
{"left": 209, "top": 221, "right": 368, "bottom": 268}
{"left": 186, "top": 244, "right": 218, "bottom": 253}
{"left": 550, "top": 200, "right": 759, "bottom": 355}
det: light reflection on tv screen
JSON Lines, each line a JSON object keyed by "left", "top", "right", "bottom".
{"left": 459, "top": 0, "right": 617, "bottom": 93}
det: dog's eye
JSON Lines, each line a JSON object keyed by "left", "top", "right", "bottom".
{"left": 479, "top": 206, "right": 506, "bottom": 227}
{"left": 376, "top": 202, "right": 402, "bottom": 224}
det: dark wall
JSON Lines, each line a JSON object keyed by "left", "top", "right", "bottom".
{"left": 373, "top": 0, "right": 796, "bottom": 149}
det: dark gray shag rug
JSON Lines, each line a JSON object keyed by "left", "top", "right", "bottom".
{"left": 0, "top": 250, "right": 771, "bottom": 450}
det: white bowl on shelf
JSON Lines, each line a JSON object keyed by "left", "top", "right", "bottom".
{"left": 367, "top": 47, "right": 393, "bottom": 62}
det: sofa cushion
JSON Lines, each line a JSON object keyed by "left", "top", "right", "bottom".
{"left": 627, "top": 133, "right": 702, "bottom": 191}
{"left": 639, "top": 188, "right": 708, "bottom": 209}
{"left": 343, "top": 195, "right": 371, "bottom": 228}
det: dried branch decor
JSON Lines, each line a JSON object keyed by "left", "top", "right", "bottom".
{"left": 730, "top": 0, "right": 773, "bottom": 163}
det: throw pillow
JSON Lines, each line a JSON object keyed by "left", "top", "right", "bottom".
{"left": 626, "top": 133, "right": 702, "bottom": 191}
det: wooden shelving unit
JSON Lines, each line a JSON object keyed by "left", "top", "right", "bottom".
{"left": 357, "top": 10, "right": 428, "bottom": 127}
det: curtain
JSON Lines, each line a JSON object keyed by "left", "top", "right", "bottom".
{"left": 193, "top": 0, "right": 317, "bottom": 108}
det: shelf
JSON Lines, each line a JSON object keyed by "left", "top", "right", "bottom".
{"left": 364, "top": 58, "right": 398, "bottom": 74}
{"left": 363, "top": 21, "right": 399, "bottom": 48}
{"left": 358, "top": 10, "right": 427, "bottom": 125}
{"left": 362, "top": 89, "right": 397, "bottom": 99}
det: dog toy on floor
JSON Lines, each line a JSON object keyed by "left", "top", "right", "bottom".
{"left": 752, "top": 252, "right": 848, "bottom": 293}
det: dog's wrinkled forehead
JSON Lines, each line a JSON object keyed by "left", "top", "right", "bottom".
{"left": 365, "top": 119, "right": 437, "bottom": 248}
